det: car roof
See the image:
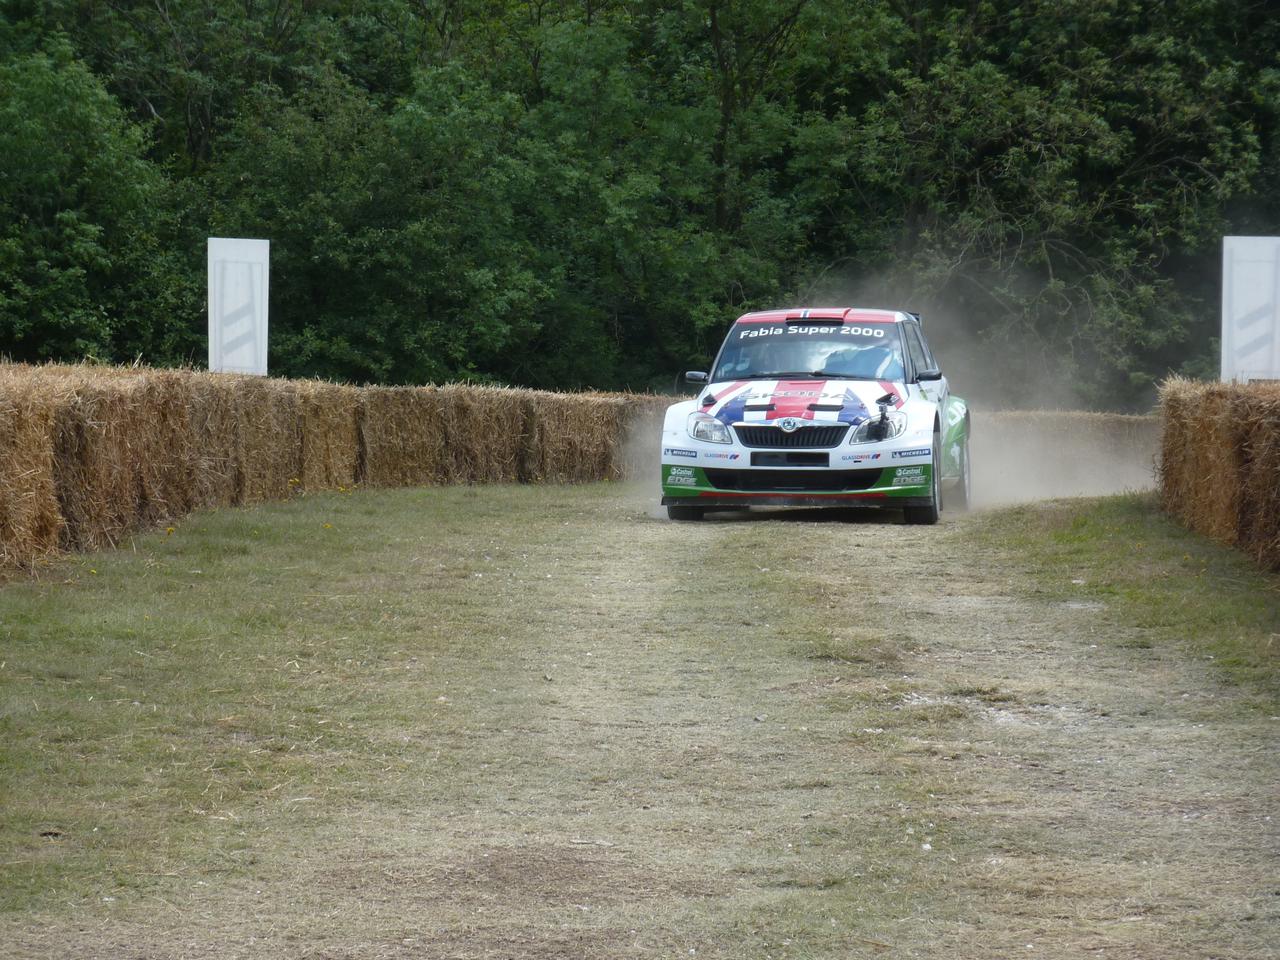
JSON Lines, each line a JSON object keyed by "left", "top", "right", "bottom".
{"left": 733, "top": 307, "right": 912, "bottom": 325}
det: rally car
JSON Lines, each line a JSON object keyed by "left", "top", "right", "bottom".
{"left": 660, "top": 307, "right": 970, "bottom": 523}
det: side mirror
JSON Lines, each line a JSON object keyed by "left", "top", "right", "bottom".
{"left": 916, "top": 367, "right": 943, "bottom": 382}
{"left": 685, "top": 370, "right": 709, "bottom": 384}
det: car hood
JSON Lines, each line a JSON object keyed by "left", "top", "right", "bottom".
{"left": 698, "top": 378, "right": 907, "bottom": 427}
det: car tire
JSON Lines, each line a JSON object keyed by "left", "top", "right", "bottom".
{"left": 667, "top": 503, "right": 705, "bottom": 521}
{"left": 903, "top": 430, "right": 941, "bottom": 525}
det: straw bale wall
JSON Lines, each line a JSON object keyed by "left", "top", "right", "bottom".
{"left": 359, "top": 386, "right": 448, "bottom": 488}
{"left": 0, "top": 367, "right": 66, "bottom": 566}
{"left": 188, "top": 373, "right": 244, "bottom": 509}
{"left": 437, "top": 384, "right": 527, "bottom": 484}
{"left": 0, "top": 361, "right": 669, "bottom": 572}
{"left": 134, "top": 370, "right": 196, "bottom": 524}
{"left": 51, "top": 372, "right": 153, "bottom": 551}
{"left": 1160, "top": 379, "right": 1280, "bottom": 570}
{"left": 298, "top": 381, "right": 360, "bottom": 490}
{"left": 237, "top": 377, "right": 302, "bottom": 503}
{"left": 20, "top": 361, "right": 1275, "bottom": 574}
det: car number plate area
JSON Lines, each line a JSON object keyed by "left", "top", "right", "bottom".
{"left": 750, "top": 451, "right": 829, "bottom": 467}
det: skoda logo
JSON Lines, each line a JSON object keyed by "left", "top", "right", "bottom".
{"left": 778, "top": 418, "right": 801, "bottom": 433}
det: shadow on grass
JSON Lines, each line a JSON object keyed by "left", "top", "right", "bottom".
{"left": 696, "top": 506, "right": 908, "bottom": 525}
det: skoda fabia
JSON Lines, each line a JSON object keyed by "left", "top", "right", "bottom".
{"left": 659, "top": 307, "right": 970, "bottom": 523}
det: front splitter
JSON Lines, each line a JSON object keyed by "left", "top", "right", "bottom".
{"left": 661, "top": 492, "right": 934, "bottom": 509}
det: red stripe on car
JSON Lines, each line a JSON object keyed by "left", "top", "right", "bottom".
{"left": 711, "top": 380, "right": 749, "bottom": 403}
{"left": 765, "top": 380, "right": 826, "bottom": 421}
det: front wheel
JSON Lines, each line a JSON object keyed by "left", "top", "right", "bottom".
{"left": 903, "top": 431, "right": 941, "bottom": 525}
{"left": 667, "top": 503, "right": 705, "bottom": 521}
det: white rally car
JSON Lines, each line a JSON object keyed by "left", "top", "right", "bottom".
{"left": 660, "top": 307, "right": 971, "bottom": 523}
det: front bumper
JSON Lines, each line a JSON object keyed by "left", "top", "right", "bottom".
{"left": 660, "top": 462, "right": 933, "bottom": 508}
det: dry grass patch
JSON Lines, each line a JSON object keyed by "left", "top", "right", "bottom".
{"left": 0, "top": 486, "right": 1276, "bottom": 959}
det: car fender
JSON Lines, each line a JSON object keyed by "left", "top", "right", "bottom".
{"left": 896, "top": 394, "right": 941, "bottom": 449}
{"left": 661, "top": 399, "right": 700, "bottom": 452}
{"left": 941, "top": 395, "right": 970, "bottom": 481}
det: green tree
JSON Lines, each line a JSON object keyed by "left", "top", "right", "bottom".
{"left": 784, "top": 0, "right": 1262, "bottom": 406}
{"left": 0, "top": 43, "right": 196, "bottom": 363}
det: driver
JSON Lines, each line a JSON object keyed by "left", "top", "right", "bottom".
{"left": 822, "top": 345, "right": 903, "bottom": 380}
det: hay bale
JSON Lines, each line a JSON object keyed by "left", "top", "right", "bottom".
{"left": 358, "top": 386, "right": 447, "bottom": 488}
{"left": 0, "top": 365, "right": 66, "bottom": 569}
{"left": 518, "top": 391, "right": 554, "bottom": 482}
{"left": 1158, "top": 378, "right": 1197, "bottom": 523}
{"left": 238, "top": 377, "right": 302, "bottom": 503}
{"left": 185, "top": 372, "right": 302, "bottom": 506}
{"left": 4, "top": 364, "right": 676, "bottom": 572}
{"left": 134, "top": 368, "right": 195, "bottom": 524}
{"left": 1158, "top": 378, "right": 1280, "bottom": 570}
{"left": 1158, "top": 380, "right": 1247, "bottom": 546}
{"left": 48, "top": 370, "right": 150, "bottom": 551}
{"left": 590, "top": 394, "right": 631, "bottom": 482}
{"left": 32, "top": 366, "right": 194, "bottom": 550}
{"left": 514, "top": 389, "right": 658, "bottom": 484}
{"left": 514, "top": 393, "right": 541, "bottom": 483}
{"left": 524, "top": 391, "right": 613, "bottom": 483}
{"left": 1234, "top": 383, "right": 1280, "bottom": 569}
{"left": 3, "top": 363, "right": 194, "bottom": 562}
{"left": 298, "top": 381, "right": 360, "bottom": 491}
{"left": 1191, "top": 385, "right": 1246, "bottom": 544}
{"left": 438, "top": 384, "right": 527, "bottom": 484}
{"left": 188, "top": 373, "right": 245, "bottom": 508}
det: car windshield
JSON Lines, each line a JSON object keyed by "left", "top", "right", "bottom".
{"left": 712, "top": 323, "right": 905, "bottom": 381}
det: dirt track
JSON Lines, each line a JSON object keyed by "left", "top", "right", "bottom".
{"left": 3, "top": 485, "right": 1277, "bottom": 959}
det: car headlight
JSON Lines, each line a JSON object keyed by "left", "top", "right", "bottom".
{"left": 687, "top": 412, "right": 733, "bottom": 444}
{"left": 849, "top": 411, "right": 907, "bottom": 444}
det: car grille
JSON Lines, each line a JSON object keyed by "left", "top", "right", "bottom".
{"left": 734, "top": 424, "right": 848, "bottom": 448}
{"left": 702, "top": 468, "right": 884, "bottom": 492}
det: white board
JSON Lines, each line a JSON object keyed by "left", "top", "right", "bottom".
{"left": 1222, "top": 236, "right": 1280, "bottom": 383}
{"left": 208, "top": 238, "right": 269, "bottom": 375}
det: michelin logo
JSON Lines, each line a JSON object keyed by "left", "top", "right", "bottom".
{"left": 892, "top": 448, "right": 931, "bottom": 459}
{"left": 663, "top": 447, "right": 698, "bottom": 459}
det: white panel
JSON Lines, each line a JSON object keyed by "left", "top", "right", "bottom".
{"left": 208, "top": 238, "right": 270, "bottom": 375}
{"left": 1222, "top": 236, "right": 1280, "bottom": 382}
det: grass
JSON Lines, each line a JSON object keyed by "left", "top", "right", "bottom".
{"left": 1, "top": 484, "right": 1277, "bottom": 958}
{"left": 970, "top": 492, "right": 1280, "bottom": 699}
{"left": 1, "top": 486, "right": 559, "bottom": 909}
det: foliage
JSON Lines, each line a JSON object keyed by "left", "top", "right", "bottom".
{"left": 0, "top": 41, "right": 197, "bottom": 363}
{"left": 1, "top": 0, "right": 1277, "bottom": 405}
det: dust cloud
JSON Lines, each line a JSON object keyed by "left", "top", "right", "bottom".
{"left": 970, "top": 411, "right": 1159, "bottom": 507}
{"left": 622, "top": 411, "right": 669, "bottom": 519}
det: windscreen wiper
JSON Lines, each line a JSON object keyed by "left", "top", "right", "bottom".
{"left": 807, "top": 370, "right": 874, "bottom": 379}
{"left": 744, "top": 371, "right": 829, "bottom": 379}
